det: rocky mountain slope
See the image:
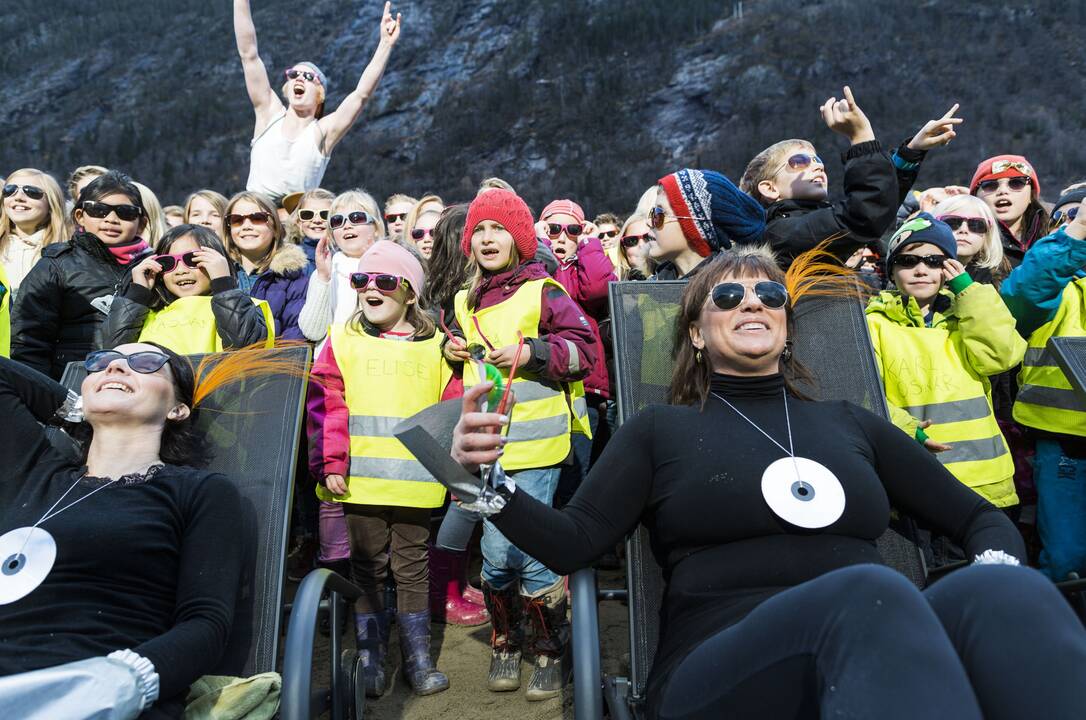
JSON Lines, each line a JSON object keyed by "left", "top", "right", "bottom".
{"left": 2, "top": 0, "right": 1084, "bottom": 216}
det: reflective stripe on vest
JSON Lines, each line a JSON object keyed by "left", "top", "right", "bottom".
{"left": 1014, "top": 279, "right": 1086, "bottom": 437}
{"left": 867, "top": 309, "right": 1017, "bottom": 507}
{"left": 318, "top": 326, "right": 448, "bottom": 508}
{"left": 138, "top": 294, "right": 275, "bottom": 354}
{"left": 455, "top": 277, "right": 588, "bottom": 470}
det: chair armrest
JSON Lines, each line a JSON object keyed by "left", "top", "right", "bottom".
{"left": 571, "top": 567, "right": 604, "bottom": 720}
{"left": 281, "top": 568, "right": 363, "bottom": 720}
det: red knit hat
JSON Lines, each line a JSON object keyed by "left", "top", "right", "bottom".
{"left": 539, "top": 199, "right": 585, "bottom": 223}
{"left": 461, "top": 189, "right": 537, "bottom": 260}
{"left": 970, "top": 155, "right": 1040, "bottom": 197}
{"left": 657, "top": 171, "right": 712, "bottom": 257}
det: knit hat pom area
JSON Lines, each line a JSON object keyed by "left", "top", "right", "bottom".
{"left": 886, "top": 212, "right": 958, "bottom": 268}
{"left": 461, "top": 189, "right": 537, "bottom": 261}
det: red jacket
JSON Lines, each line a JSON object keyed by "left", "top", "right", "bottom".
{"left": 449, "top": 260, "right": 597, "bottom": 385}
{"left": 553, "top": 236, "right": 615, "bottom": 399}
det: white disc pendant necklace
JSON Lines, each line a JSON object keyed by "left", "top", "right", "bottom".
{"left": 712, "top": 388, "right": 845, "bottom": 529}
{"left": 0, "top": 473, "right": 120, "bottom": 605}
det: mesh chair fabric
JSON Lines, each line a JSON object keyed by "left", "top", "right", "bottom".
{"left": 609, "top": 280, "right": 926, "bottom": 698}
{"left": 59, "top": 346, "right": 311, "bottom": 677}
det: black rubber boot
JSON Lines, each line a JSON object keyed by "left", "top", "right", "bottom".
{"left": 354, "top": 611, "right": 389, "bottom": 698}
{"left": 481, "top": 580, "right": 524, "bottom": 692}
{"left": 523, "top": 579, "right": 570, "bottom": 701}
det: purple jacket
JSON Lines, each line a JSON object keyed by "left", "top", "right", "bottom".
{"left": 248, "top": 243, "right": 311, "bottom": 341}
{"left": 452, "top": 260, "right": 597, "bottom": 384}
{"left": 553, "top": 237, "right": 616, "bottom": 399}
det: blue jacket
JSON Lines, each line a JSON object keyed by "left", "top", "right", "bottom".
{"left": 238, "top": 243, "right": 312, "bottom": 341}
{"left": 1001, "top": 227, "right": 1086, "bottom": 338}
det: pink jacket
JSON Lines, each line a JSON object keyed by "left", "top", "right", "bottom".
{"left": 448, "top": 260, "right": 597, "bottom": 385}
{"left": 553, "top": 237, "right": 615, "bottom": 399}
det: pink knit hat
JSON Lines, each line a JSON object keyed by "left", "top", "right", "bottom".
{"left": 461, "top": 189, "right": 537, "bottom": 260}
{"left": 539, "top": 199, "right": 585, "bottom": 223}
{"left": 357, "top": 241, "right": 425, "bottom": 297}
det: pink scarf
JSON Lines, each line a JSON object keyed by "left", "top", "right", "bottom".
{"left": 105, "top": 237, "right": 151, "bottom": 266}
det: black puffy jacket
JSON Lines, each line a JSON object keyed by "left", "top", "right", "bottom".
{"left": 100, "top": 277, "right": 270, "bottom": 351}
{"left": 11, "top": 231, "right": 146, "bottom": 379}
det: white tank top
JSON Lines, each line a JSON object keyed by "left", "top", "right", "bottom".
{"left": 245, "top": 113, "right": 331, "bottom": 200}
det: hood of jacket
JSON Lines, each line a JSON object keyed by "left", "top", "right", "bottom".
{"left": 866, "top": 289, "right": 955, "bottom": 328}
{"left": 266, "top": 242, "right": 310, "bottom": 278}
{"left": 469, "top": 260, "right": 551, "bottom": 311}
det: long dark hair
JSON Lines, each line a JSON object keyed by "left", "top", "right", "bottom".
{"left": 421, "top": 204, "right": 471, "bottom": 312}
{"left": 669, "top": 247, "right": 814, "bottom": 407}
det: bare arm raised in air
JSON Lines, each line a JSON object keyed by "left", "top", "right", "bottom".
{"left": 233, "top": 0, "right": 283, "bottom": 132}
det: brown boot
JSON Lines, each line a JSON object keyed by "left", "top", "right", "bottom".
{"left": 523, "top": 578, "right": 570, "bottom": 701}
{"left": 481, "top": 581, "right": 524, "bottom": 691}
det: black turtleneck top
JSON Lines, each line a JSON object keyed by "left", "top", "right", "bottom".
{"left": 492, "top": 373, "right": 1025, "bottom": 700}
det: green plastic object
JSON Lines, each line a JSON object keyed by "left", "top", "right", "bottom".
{"left": 482, "top": 362, "right": 505, "bottom": 411}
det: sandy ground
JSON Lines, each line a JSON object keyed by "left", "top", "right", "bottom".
{"left": 290, "top": 568, "right": 629, "bottom": 720}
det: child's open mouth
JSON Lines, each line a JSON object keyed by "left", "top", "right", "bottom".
{"left": 481, "top": 247, "right": 500, "bottom": 259}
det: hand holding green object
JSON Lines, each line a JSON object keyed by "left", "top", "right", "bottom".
{"left": 479, "top": 362, "right": 505, "bottom": 412}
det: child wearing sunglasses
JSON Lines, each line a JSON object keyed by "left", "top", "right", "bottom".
{"left": 101, "top": 225, "right": 273, "bottom": 354}
{"left": 12, "top": 171, "right": 152, "bottom": 379}
{"left": 0, "top": 168, "right": 69, "bottom": 296}
{"left": 307, "top": 241, "right": 451, "bottom": 698}
{"left": 402, "top": 194, "right": 444, "bottom": 259}
{"left": 1000, "top": 195, "right": 1086, "bottom": 581}
{"left": 970, "top": 155, "right": 1049, "bottom": 263}
{"left": 285, "top": 188, "right": 334, "bottom": 270}
{"left": 442, "top": 189, "right": 596, "bottom": 700}
{"left": 866, "top": 213, "right": 1025, "bottom": 513}
{"left": 741, "top": 88, "right": 962, "bottom": 267}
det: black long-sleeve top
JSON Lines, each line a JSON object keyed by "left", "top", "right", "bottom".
{"left": 0, "top": 357, "right": 243, "bottom": 712}
{"left": 492, "top": 373, "right": 1024, "bottom": 706}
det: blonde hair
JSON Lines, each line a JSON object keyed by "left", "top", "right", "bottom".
{"left": 328, "top": 189, "right": 386, "bottom": 248}
{"left": 134, "top": 181, "right": 167, "bottom": 246}
{"left": 403, "top": 194, "right": 444, "bottom": 246}
{"left": 224, "top": 191, "right": 286, "bottom": 272}
{"left": 740, "top": 139, "right": 815, "bottom": 207}
{"left": 66, "top": 165, "right": 108, "bottom": 201}
{"left": 384, "top": 193, "right": 418, "bottom": 212}
{"left": 478, "top": 177, "right": 515, "bottom": 194}
{"left": 633, "top": 186, "right": 658, "bottom": 216}
{"left": 0, "top": 169, "right": 70, "bottom": 256}
{"left": 930, "top": 195, "right": 1004, "bottom": 271}
{"left": 184, "top": 189, "right": 229, "bottom": 238}
{"left": 615, "top": 213, "right": 652, "bottom": 280}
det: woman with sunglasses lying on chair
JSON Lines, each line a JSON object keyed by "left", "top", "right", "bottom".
{"left": 101, "top": 224, "right": 274, "bottom": 355}
{"left": 12, "top": 171, "right": 153, "bottom": 380}
{"left": 739, "top": 87, "right": 962, "bottom": 268}
{"left": 447, "top": 245, "right": 1086, "bottom": 720}
{"left": 233, "top": 0, "right": 401, "bottom": 201}
{"left": 0, "top": 345, "right": 260, "bottom": 718}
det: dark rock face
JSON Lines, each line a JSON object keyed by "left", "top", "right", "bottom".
{"left": 2, "top": 0, "right": 1083, "bottom": 216}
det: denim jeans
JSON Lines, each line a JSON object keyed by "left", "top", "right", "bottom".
{"left": 1034, "top": 438, "right": 1086, "bottom": 581}
{"left": 482, "top": 466, "right": 561, "bottom": 595}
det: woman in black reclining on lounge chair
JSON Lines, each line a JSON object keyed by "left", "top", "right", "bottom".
{"left": 447, "top": 245, "right": 1086, "bottom": 720}
{"left": 0, "top": 344, "right": 287, "bottom": 718}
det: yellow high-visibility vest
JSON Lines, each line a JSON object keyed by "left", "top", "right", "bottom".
{"left": 317, "top": 325, "right": 449, "bottom": 508}
{"left": 138, "top": 295, "right": 274, "bottom": 355}
{"left": 0, "top": 264, "right": 10, "bottom": 357}
{"left": 1015, "top": 278, "right": 1086, "bottom": 437}
{"left": 867, "top": 291, "right": 1020, "bottom": 508}
{"left": 454, "top": 277, "right": 590, "bottom": 471}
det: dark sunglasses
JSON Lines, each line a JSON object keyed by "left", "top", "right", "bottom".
{"left": 621, "top": 233, "right": 653, "bottom": 248}
{"left": 892, "top": 254, "right": 947, "bottom": 269}
{"left": 227, "top": 212, "right": 271, "bottom": 227}
{"left": 384, "top": 212, "right": 407, "bottom": 223}
{"left": 330, "top": 211, "right": 374, "bottom": 229}
{"left": 546, "top": 222, "right": 583, "bottom": 239}
{"left": 85, "top": 349, "right": 170, "bottom": 374}
{"left": 775, "top": 153, "right": 824, "bottom": 174}
{"left": 648, "top": 205, "right": 706, "bottom": 231}
{"left": 350, "top": 272, "right": 405, "bottom": 293}
{"left": 2, "top": 183, "right": 45, "bottom": 201}
{"left": 298, "top": 209, "right": 329, "bottom": 221}
{"left": 80, "top": 200, "right": 143, "bottom": 222}
{"left": 598, "top": 230, "right": 619, "bottom": 240}
{"left": 1052, "top": 206, "right": 1080, "bottom": 225}
{"left": 284, "top": 68, "right": 321, "bottom": 84}
{"left": 938, "top": 215, "right": 989, "bottom": 234}
{"left": 411, "top": 227, "right": 434, "bottom": 241}
{"left": 977, "top": 176, "right": 1031, "bottom": 193}
{"left": 711, "top": 281, "right": 789, "bottom": 311}
{"left": 154, "top": 251, "right": 200, "bottom": 273}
